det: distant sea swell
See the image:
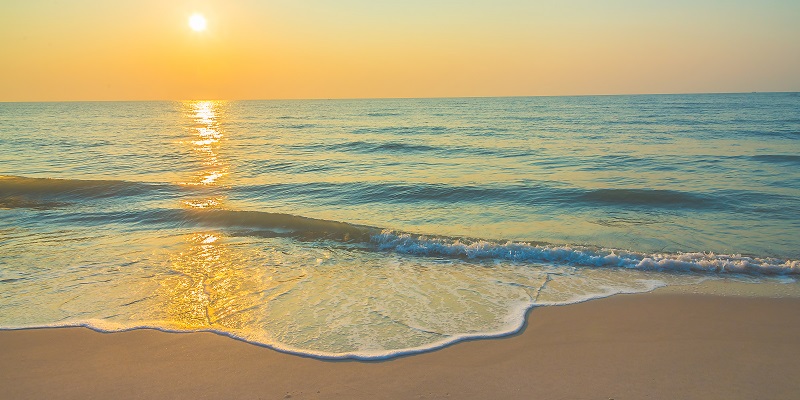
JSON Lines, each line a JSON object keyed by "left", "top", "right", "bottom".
{"left": 3, "top": 174, "right": 797, "bottom": 275}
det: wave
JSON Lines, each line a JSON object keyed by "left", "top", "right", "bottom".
{"left": 4, "top": 175, "right": 798, "bottom": 275}
{"left": 372, "top": 231, "right": 800, "bottom": 275}
{"left": 749, "top": 154, "right": 800, "bottom": 165}
{"left": 277, "top": 123, "right": 318, "bottom": 129}
{"left": 235, "top": 181, "right": 552, "bottom": 206}
{"left": 0, "top": 197, "right": 70, "bottom": 210}
{"left": 184, "top": 209, "right": 377, "bottom": 242}
{"left": 14, "top": 202, "right": 796, "bottom": 276}
{"left": 350, "top": 125, "right": 449, "bottom": 135}
{"left": 578, "top": 188, "right": 713, "bottom": 208}
{"left": 242, "top": 181, "right": 728, "bottom": 210}
{"left": 0, "top": 175, "right": 171, "bottom": 201}
{"left": 297, "top": 140, "right": 546, "bottom": 159}
{"left": 365, "top": 112, "right": 402, "bottom": 117}
{"left": 40, "top": 207, "right": 378, "bottom": 242}
{"left": 315, "top": 140, "right": 440, "bottom": 154}
{"left": 3, "top": 175, "right": 553, "bottom": 209}
{"left": 1, "top": 175, "right": 751, "bottom": 214}
{"left": 3, "top": 172, "right": 791, "bottom": 217}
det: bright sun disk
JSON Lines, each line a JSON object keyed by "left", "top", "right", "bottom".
{"left": 189, "top": 14, "right": 207, "bottom": 32}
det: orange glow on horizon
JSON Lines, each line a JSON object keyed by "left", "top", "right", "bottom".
{"left": 1, "top": 1, "right": 798, "bottom": 101}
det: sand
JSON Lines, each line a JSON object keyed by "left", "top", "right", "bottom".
{"left": 2, "top": 292, "right": 799, "bottom": 399}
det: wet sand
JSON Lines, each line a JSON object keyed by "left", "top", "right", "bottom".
{"left": 2, "top": 292, "right": 799, "bottom": 399}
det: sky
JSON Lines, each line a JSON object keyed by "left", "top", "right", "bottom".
{"left": 1, "top": 0, "right": 799, "bottom": 101}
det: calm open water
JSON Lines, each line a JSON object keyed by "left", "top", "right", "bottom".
{"left": 1, "top": 93, "right": 799, "bottom": 358}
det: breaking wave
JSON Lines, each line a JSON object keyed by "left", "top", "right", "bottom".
{"left": 372, "top": 231, "right": 800, "bottom": 275}
{"left": 3, "top": 174, "right": 799, "bottom": 276}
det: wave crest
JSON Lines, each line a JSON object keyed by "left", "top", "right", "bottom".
{"left": 0, "top": 175, "right": 166, "bottom": 200}
{"left": 372, "top": 230, "right": 800, "bottom": 275}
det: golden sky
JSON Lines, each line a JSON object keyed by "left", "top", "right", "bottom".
{"left": 2, "top": 0, "right": 799, "bottom": 101}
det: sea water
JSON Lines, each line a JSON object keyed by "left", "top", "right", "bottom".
{"left": 1, "top": 94, "right": 798, "bottom": 358}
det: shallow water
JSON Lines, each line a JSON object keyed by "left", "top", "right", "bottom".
{"left": 1, "top": 94, "right": 798, "bottom": 358}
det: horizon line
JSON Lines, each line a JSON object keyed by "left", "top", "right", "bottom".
{"left": 1, "top": 90, "right": 797, "bottom": 104}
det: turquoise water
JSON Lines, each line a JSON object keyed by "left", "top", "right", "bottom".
{"left": 1, "top": 94, "right": 799, "bottom": 358}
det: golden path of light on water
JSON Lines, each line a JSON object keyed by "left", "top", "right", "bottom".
{"left": 163, "top": 102, "right": 275, "bottom": 331}
{"left": 182, "top": 100, "right": 228, "bottom": 208}
{"left": 160, "top": 233, "right": 259, "bottom": 329}
{"left": 158, "top": 232, "right": 311, "bottom": 333}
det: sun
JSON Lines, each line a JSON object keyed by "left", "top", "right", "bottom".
{"left": 189, "top": 14, "right": 207, "bottom": 32}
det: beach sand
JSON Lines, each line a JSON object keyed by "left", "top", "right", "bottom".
{"left": 2, "top": 292, "right": 799, "bottom": 399}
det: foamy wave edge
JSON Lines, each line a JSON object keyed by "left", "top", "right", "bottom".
{"left": 0, "top": 282, "right": 665, "bottom": 361}
{"left": 373, "top": 230, "right": 800, "bottom": 275}
{"left": 0, "top": 319, "right": 539, "bottom": 361}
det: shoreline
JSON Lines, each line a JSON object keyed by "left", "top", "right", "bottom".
{"left": 3, "top": 291, "right": 800, "bottom": 399}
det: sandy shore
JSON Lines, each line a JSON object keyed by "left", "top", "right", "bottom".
{"left": 2, "top": 292, "right": 799, "bottom": 399}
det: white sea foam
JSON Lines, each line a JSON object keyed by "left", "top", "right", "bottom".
{"left": 373, "top": 230, "right": 800, "bottom": 275}
{"left": 0, "top": 284, "right": 663, "bottom": 361}
{"left": 1, "top": 230, "right": 693, "bottom": 360}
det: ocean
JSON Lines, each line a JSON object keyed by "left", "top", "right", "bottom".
{"left": 1, "top": 93, "right": 799, "bottom": 359}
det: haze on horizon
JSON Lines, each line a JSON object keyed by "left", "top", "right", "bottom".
{"left": 1, "top": 0, "right": 799, "bottom": 102}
